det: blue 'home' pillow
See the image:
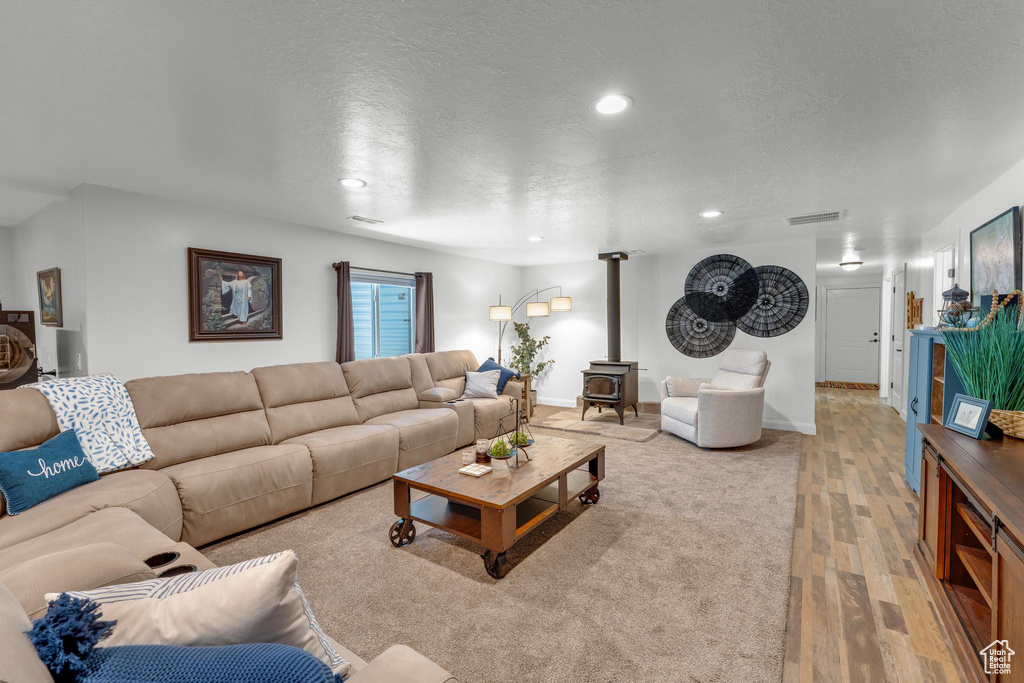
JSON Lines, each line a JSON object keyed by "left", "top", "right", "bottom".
{"left": 478, "top": 357, "right": 520, "bottom": 394}
{"left": 0, "top": 430, "right": 98, "bottom": 515}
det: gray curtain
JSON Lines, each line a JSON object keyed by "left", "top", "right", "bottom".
{"left": 335, "top": 261, "right": 356, "bottom": 363}
{"left": 415, "top": 271, "right": 435, "bottom": 353}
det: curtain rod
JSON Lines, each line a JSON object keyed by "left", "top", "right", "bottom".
{"left": 331, "top": 263, "right": 417, "bottom": 277}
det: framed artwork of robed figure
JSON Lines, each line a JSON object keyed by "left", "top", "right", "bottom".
{"left": 187, "top": 247, "right": 282, "bottom": 342}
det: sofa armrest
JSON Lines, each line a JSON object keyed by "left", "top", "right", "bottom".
{"left": 501, "top": 379, "right": 524, "bottom": 398}
{"left": 0, "top": 542, "right": 156, "bottom": 620}
{"left": 663, "top": 376, "right": 708, "bottom": 398}
{"left": 346, "top": 644, "right": 457, "bottom": 683}
{"left": 696, "top": 387, "right": 765, "bottom": 448}
{"left": 418, "top": 387, "right": 460, "bottom": 403}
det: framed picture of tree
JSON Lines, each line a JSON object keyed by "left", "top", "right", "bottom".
{"left": 187, "top": 248, "right": 282, "bottom": 342}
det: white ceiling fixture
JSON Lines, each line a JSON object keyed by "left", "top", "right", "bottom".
{"left": 840, "top": 261, "right": 864, "bottom": 272}
{"left": 339, "top": 178, "right": 367, "bottom": 188}
{"left": 528, "top": 235, "right": 544, "bottom": 242}
{"left": 593, "top": 94, "right": 632, "bottom": 115}
{"left": 700, "top": 210, "right": 724, "bottom": 218}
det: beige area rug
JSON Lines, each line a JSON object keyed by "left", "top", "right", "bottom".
{"left": 530, "top": 408, "right": 661, "bottom": 442}
{"left": 204, "top": 428, "right": 801, "bottom": 683}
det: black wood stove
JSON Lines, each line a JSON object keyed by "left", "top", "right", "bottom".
{"left": 581, "top": 251, "right": 639, "bottom": 424}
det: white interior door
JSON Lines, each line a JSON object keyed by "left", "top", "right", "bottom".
{"left": 825, "top": 287, "right": 881, "bottom": 383}
{"left": 890, "top": 267, "right": 906, "bottom": 413}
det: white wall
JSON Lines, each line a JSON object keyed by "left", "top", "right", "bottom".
{"left": 9, "top": 188, "right": 89, "bottom": 375}
{"left": 879, "top": 155, "right": 1024, "bottom": 418}
{"left": 0, "top": 225, "right": 14, "bottom": 310}
{"left": 9, "top": 184, "right": 521, "bottom": 380}
{"left": 525, "top": 239, "right": 818, "bottom": 434}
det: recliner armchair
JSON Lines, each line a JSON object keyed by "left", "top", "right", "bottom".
{"left": 660, "top": 349, "right": 771, "bottom": 448}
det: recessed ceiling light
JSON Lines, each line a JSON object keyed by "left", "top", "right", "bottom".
{"left": 700, "top": 210, "right": 724, "bottom": 218}
{"left": 528, "top": 236, "right": 544, "bottom": 242}
{"left": 840, "top": 261, "right": 864, "bottom": 272}
{"left": 339, "top": 178, "right": 367, "bottom": 188}
{"left": 593, "top": 94, "right": 632, "bottom": 115}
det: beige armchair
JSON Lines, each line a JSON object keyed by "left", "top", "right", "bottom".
{"left": 660, "top": 349, "right": 771, "bottom": 448}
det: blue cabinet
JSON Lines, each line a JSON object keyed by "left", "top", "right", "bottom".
{"left": 903, "top": 329, "right": 965, "bottom": 493}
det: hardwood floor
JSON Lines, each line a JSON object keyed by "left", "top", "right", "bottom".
{"left": 783, "top": 388, "right": 964, "bottom": 683}
{"left": 534, "top": 389, "right": 963, "bottom": 681}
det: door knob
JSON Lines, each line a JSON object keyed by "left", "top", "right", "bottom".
{"left": 869, "top": 339, "right": 879, "bottom": 343}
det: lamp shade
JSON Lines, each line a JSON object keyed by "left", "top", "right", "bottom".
{"left": 526, "top": 301, "right": 550, "bottom": 317}
{"left": 549, "top": 296, "right": 572, "bottom": 312}
{"left": 489, "top": 305, "right": 512, "bottom": 321}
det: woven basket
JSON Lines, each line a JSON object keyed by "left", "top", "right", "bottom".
{"left": 990, "top": 409, "right": 1024, "bottom": 440}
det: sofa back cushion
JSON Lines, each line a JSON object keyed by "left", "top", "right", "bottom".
{"left": 0, "top": 389, "right": 60, "bottom": 452}
{"left": 404, "top": 353, "right": 435, "bottom": 395}
{"left": 711, "top": 349, "right": 770, "bottom": 390}
{"left": 126, "top": 371, "right": 271, "bottom": 469}
{"left": 424, "top": 350, "right": 478, "bottom": 395}
{"left": 341, "top": 357, "right": 418, "bottom": 422}
{"left": 251, "top": 362, "right": 360, "bottom": 443}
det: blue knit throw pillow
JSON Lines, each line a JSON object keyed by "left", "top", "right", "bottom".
{"left": 81, "top": 643, "right": 345, "bottom": 683}
{"left": 0, "top": 430, "right": 99, "bottom": 515}
{"left": 27, "top": 594, "right": 344, "bottom": 683}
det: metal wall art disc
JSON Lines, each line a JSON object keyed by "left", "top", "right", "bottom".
{"left": 665, "top": 296, "right": 736, "bottom": 358}
{"left": 735, "top": 265, "right": 809, "bottom": 338}
{"left": 683, "top": 254, "right": 759, "bottom": 322}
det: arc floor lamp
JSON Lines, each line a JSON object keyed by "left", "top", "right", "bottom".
{"left": 489, "top": 287, "right": 572, "bottom": 364}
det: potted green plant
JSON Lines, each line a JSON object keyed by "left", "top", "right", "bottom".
{"left": 941, "top": 294, "right": 1024, "bottom": 437}
{"left": 510, "top": 431, "right": 533, "bottom": 447}
{"left": 509, "top": 322, "right": 553, "bottom": 407}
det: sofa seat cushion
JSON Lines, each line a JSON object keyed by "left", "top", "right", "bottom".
{"left": 466, "top": 396, "right": 516, "bottom": 442}
{"left": 365, "top": 409, "right": 459, "bottom": 470}
{"left": 0, "top": 581, "right": 52, "bottom": 683}
{"left": 0, "top": 469, "right": 182, "bottom": 551}
{"left": 160, "top": 444, "right": 313, "bottom": 546}
{"left": 661, "top": 396, "right": 698, "bottom": 426}
{"left": 0, "top": 506, "right": 180, "bottom": 573}
{"left": 283, "top": 425, "right": 399, "bottom": 505}
{"left": 347, "top": 644, "right": 457, "bottom": 683}
{"left": 0, "top": 541, "right": 157, "bottom": 620}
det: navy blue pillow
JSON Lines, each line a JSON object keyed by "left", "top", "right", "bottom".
{"left": 0, "top": 430, "right": 98, "bottom": 515}
{"left": 478, "top": 357, "right": 520, "bottom": 394}
{"left": 80, "top": 643, "right": 344, "bottom": 683}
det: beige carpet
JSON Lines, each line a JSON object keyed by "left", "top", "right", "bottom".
{"left": 530, "top": 408, "right": 661, "bottom": 442}
{"left": 204, "top": 427, "right": 800, "bottom": 682}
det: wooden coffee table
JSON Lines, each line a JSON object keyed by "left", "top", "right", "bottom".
{"left": 389, "top": 436, "right": 605, "bottom": 579}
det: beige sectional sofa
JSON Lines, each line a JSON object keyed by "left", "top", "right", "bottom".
{"left": 0, "top": 349, "right": 518, "bottom": 682}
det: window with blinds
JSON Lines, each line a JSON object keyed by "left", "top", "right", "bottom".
{"left": 351, "top": 271, "right": 416, "bottom": 359}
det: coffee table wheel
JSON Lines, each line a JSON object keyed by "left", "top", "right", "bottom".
{"left": 389, "top": 519, "right": 416, "bottom": 547}
{"left": 482, "top": 551, "right": 509, "bottom": 579}
{"left": 579, "top": 486, "right": 600, "bottom": 505}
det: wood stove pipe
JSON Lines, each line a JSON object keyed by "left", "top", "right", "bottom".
{"left": 598, "top": 251, "right": 629, "bottom": 363}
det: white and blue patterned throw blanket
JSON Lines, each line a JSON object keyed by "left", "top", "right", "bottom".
{"left": 22, "top": 375, "right": 154, "bottom": 473}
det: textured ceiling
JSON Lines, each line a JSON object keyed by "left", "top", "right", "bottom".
{"left": 2, "top": 1, "right": 1024, "bottom": 273}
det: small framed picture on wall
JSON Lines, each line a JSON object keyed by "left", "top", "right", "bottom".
{"left": 187, "top": 248, "right": 283, "bottom": 342}
{"left": 36, "top": 267, "right": 63, "bottom": 327}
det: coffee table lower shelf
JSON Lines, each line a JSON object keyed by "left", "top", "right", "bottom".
{"left": 391, "top": 457, "right": 603, "bottom": 579}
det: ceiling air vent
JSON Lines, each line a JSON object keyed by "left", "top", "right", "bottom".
{"left": 786, "top": 210, "right": 846, "bottom": 226}
{"left": 346, "top": 215, "right": 384, "bottom": 225}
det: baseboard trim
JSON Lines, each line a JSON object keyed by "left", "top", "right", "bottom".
{"left": 537, "top": 396, "right": 577, "bottom": 408}
{"left": 763, "top": 419, "right": 817, "bottom": 435}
